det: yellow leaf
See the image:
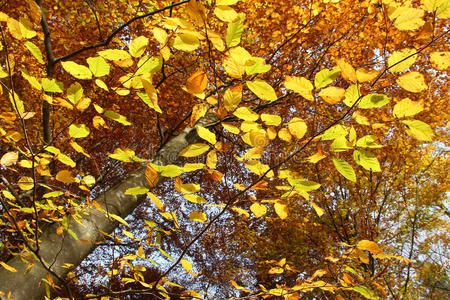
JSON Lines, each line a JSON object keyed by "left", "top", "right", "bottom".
{"left": 98, "top": 49, "right": 131, "bottom": 61}
{"left": 392, "top": 7, "right": 425, "bottom": 31}
{"left": 153, "top": 27, "right": 168, "bottom": 44}
{"left": 222, "top": 123, "right": 240, "bottom": 134}
{"left": 388, "top": 48, "right": 417, "bottom": 73}
{"left": 87, "top": 56, "right": 110, "bottom": 77}
{"left": 147, "top": 192, "right": 164, "bottom": 210}
{"left": 319, "top": 86, "right": 345, "bottom": 104}
{"left": 189, "top": 211, "right": 207, "bottom": 222}
{"left": 95, "top": 79, "right": 109, "bottom": 91}
{"left": 76, "top": 97, "right": 91, "bottom": 111}
{"left": 7, "top": 17, "right": 22, "bottom": 39}
{"left": 284, "top": 76, "right": 314, "bottom": 101}
{"left": 311, "top": 203, "right": 325, "bottom": 217}
{"left": 223, "top": 85, "right": 242, "bottom": 111}
{"left": 278, "top": 127, "right": 292, "bottom": 142}
{"left": 261, "top": 114, "right": 282, "bottom": 126}
{"left": 69, "top": 124, "right": 90, "bottom": 138}
{"left": 179, "top": 143, "right": 210, "bottom": 157}
{"left": 186, "top": 71, "right": 207, "bottom": 94}
{"left": 61, "top": 61, "right": 92, "bottom": 80}
{"left": 56, "top": 170, "right": 77, "bottom": 184}
{"left": 393, "top": 98, "right": 424, "bottom": 118}
{"left": 274, "top": 202, "right": 288, "bottom": 219}
{"left": 288, "top": 117, "right": 307, "bottom": 139}
{"left": 129, "top": 36, "right": 149, "bottom": 58}
{"left": 356, "top": 68, "right": 378, "bottom": 82}
{"left": 181, "top": 183, "right": 201, "bottom": 193}
{"left": 307, "top": 152, "right": 326, "bottom": 163}
{"left": 396, "top": 72, "right": 427, "bottom": 93}
{"left": 337, "top": 59, "right": 357, "bottom": 83}
{"left": 181, "top": 259, "right": 193, "bottom": 272}
{"left": 223, "top": 54, "right": 245, "bottom": 78}
{"left": 206, "top": 150, "right": 218, "bottom": 169}
{"left": 184, "top": 194, "right": 207, "bottom": 204}
{"left": 245, "top": 160, "right": 273, "bottom": 177}
{"left": 207, "top": 30, "right": 225, "bottom": 51}
{"left": 250, "top": 202, "right": 267, "bottom": 218}
{"left": 214, "top": 6, "right": 238, "bottom": 22}
{"left": 0, "top": 262, "right": 17, "bottom": 273}
{"left": 141, "top": 78, "right": 160, "bottom": 112}
{"left": 18, "top": 176, "right": 34, "bottom": 190}
{"left": 246, "top": 79, "right": 277, "bottom": 101}
{"left": 19, "top": 17, "right": 36, "bottom": 39}
{"left": 233, "top": 107, "right": 258, "bottom": 121}
{"left": 1, "top": 151, "right": 18, "bottom": 166}
{"left": 267, "top": 126, "right": 277, "bottom": 139}
{"left": 249, "top": 130, "right": 268, "bottom": 147}
{"left": 190, "top": 103, "right": 207, "bottom": 126}
{"left": 93, "top": 115, "right": 107, "bottom": 129}
{"left": 357, "top": 240, "right": 383, "bottom": 255}
{"left": 226, "top": 13, "right": 245, "bottom": 47}
{"left": 430, "top": 51, "right": 450, "bottom": 70}
{"left": 173, "top": 33, "right": 200, "bottom": 52}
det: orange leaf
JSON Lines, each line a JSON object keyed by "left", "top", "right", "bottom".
{"left": 186, "top": 71, "right": 207, "bottom": 94}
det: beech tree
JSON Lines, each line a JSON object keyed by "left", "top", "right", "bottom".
{"left": 0, "top": 0, "right": 448, "bottom": 299}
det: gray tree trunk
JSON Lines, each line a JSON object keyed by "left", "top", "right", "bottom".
{"left": 0, "top": 118, "right": 209, "bottom": 300}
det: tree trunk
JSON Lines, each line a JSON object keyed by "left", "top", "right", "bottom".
{"left": 0, "top": 118, "right": 208, "bottom": 300}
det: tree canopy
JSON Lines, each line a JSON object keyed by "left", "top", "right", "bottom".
{"left": 0, "top": 0, "right": 448, "bottom": 299}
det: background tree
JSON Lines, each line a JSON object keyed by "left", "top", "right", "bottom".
{"left": 0, "top": 0, "right": 448, "bottom": 299}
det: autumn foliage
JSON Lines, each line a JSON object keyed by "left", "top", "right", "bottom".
{"left": 0, "top": 0, "right": 449, "bottom": 299}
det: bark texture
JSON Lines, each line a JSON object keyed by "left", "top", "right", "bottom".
{"left": 0, "top": 119, "right": 210, "bottom": 299}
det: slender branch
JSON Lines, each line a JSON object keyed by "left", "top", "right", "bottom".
{"left": 54, "top": 0, "right": 190, "bottom": 63}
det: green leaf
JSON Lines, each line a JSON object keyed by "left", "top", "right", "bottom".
{"left": 358, "top": 94, "right": 389, "bottom": 109}
{"left": 314, "top": 67, "right": 340, "bottom": 89}
{"left": 246, "top": 79, "right": 277, "bottom": 101}
{"left": 24, "top": 41, "right": 44, "bottom": 64}
{"left": 67, "top": 82, "right": 83, "bottom": 104}
{"left": 87, "top": 56, "right": 110, "bottom": 77}
{"left": 124, "top": 186, "right": 149, "bottom": 195}
{"left": 401, "top": 120, "right": 434, "bottom": 141}
{"left": 353, "top": 150, "right": 381, "bottom": 172}
{"left": 104, "top": 110, "right": 131, "bottom": 126}
{"left": 68, "top": 124, "right": 90, "bottom": 138}
{"left": 41, "top": 78, "right": 63, "bottom": 93}
{"left": 332, "top": 157, "right": 356, "bottom": 182}
{"left": 61, "top": 61, "right": 92, "bottom": 80}
{"left": 129, "top": 36, "right": 149, "bottom": 57}
{"left": 226, "top": 13, "right": 245, "bottom": 47}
